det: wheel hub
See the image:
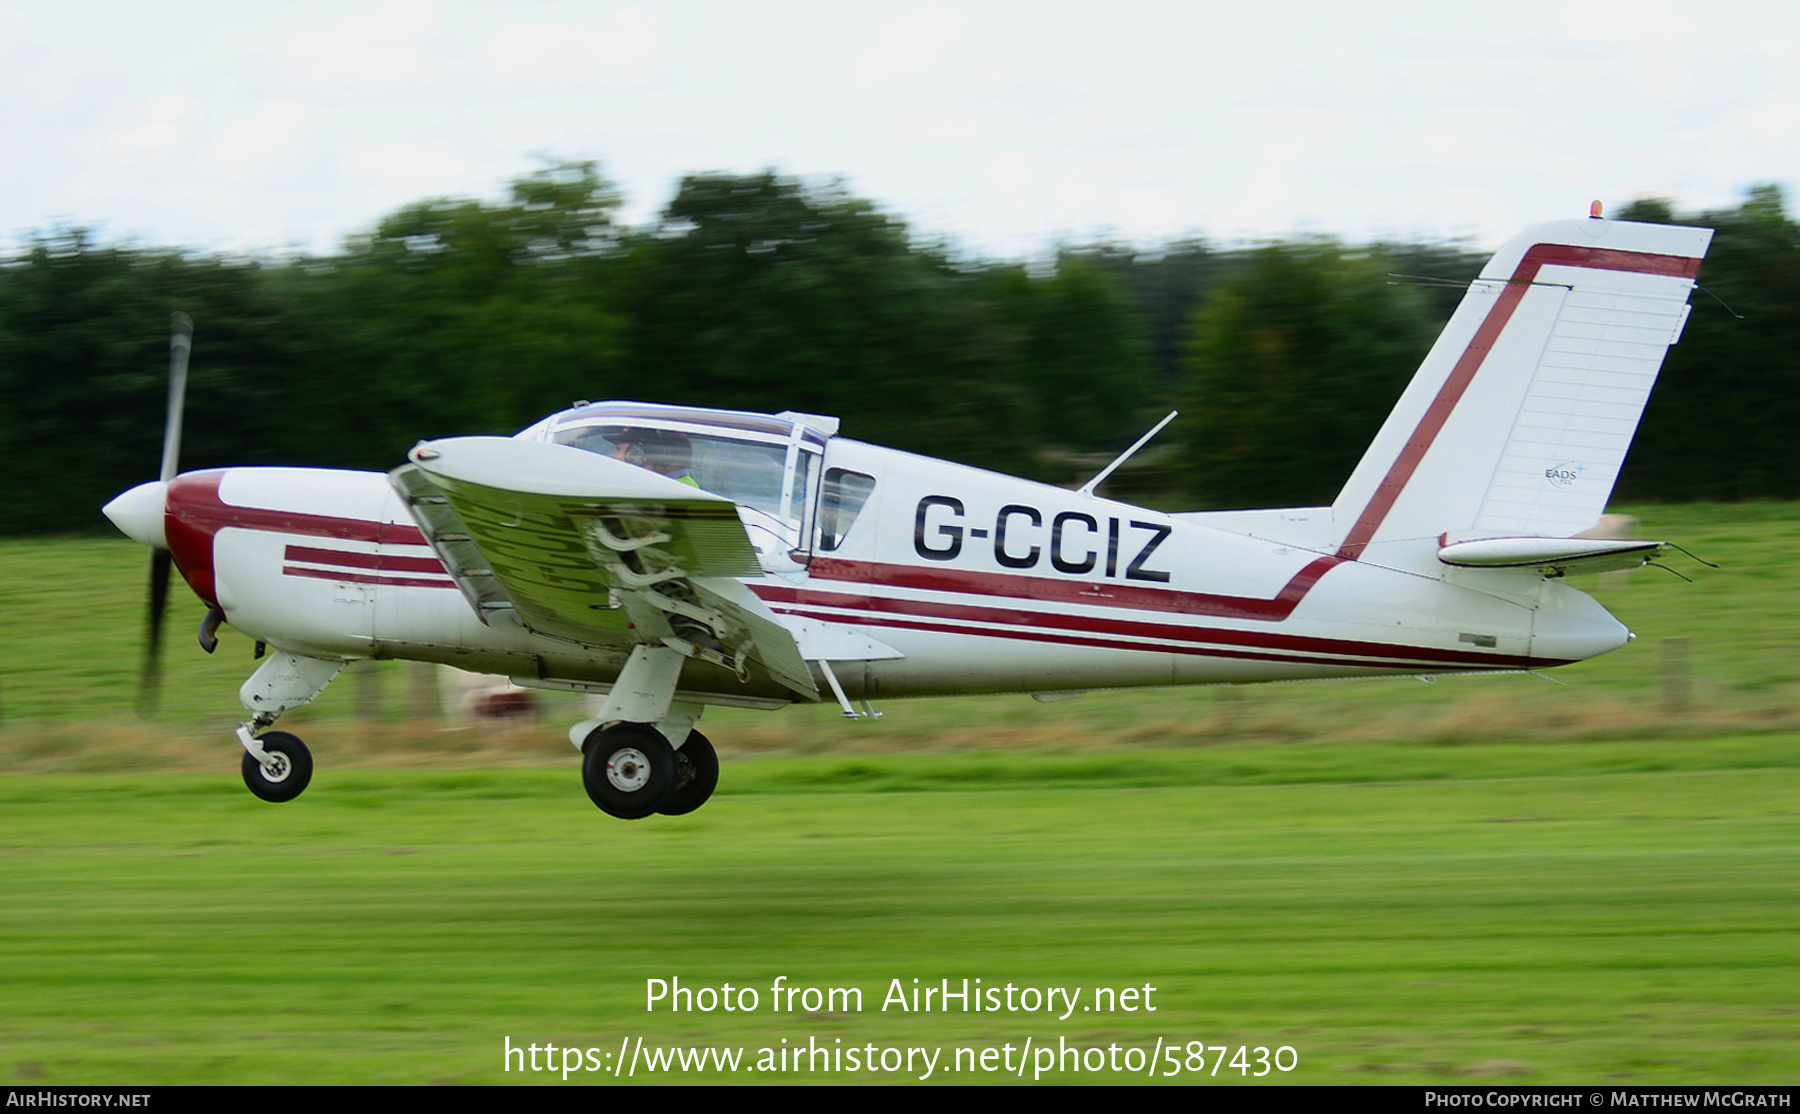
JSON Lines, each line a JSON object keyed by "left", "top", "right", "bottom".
{"left": 261, "top": 752, "right": 291, "bottom": 782}
{"left": 605, "top": 747, "right": 652, "bottom": 792}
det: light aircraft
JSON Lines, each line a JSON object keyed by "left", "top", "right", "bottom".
{"left": 104, "top": 213, "right": 1712, "bottom": 819}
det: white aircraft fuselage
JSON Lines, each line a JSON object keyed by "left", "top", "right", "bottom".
{"left": 146, "top": 445, "right": 1618, "bottom": 707}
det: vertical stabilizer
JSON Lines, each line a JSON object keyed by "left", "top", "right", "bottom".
{"left": 1330, "top": 218, "right": 1710, "bottom": 566}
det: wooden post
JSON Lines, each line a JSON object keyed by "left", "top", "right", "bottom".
{"left": 353, "top": 660, "right": 383, "bottom": 720}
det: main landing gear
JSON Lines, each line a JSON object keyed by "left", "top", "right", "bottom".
{"left": 579, "top": 723, "right": 719, "bottom": 820}
{"left": 569, "top": 643, "right": 719, "bottom": 820}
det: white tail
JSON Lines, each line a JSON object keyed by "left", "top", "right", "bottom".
{"left": 1330, "top": 218, "right": 1712, "bottom": 566}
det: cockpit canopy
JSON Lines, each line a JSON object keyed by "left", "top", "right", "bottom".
{"left": 517, "top": 401, "right": 842, "bottom": 563}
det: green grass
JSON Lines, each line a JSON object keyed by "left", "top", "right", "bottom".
{"left": 1, "top": 503, "right": 1797, "bottom": 1084}
{"left": 1, "top": 743, "right": 1796, "bottom": 1084}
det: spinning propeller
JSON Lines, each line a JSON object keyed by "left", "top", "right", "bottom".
{"left": 133, "top": 313, "right": 191, "bottom": 715}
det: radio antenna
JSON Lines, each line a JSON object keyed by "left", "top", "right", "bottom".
{"left": 1078, "top": 410, "right": 1177, "bottom": 498}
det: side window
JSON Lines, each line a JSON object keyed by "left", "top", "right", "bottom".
{"left": 816, "top": 469, "right": 876, "bottom": 552}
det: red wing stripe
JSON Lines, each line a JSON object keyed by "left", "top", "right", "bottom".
{"left": 1334, "top": 241, "right": 1702, "bottom": 560}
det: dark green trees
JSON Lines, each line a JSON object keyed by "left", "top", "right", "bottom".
{"left": 1179, "top": 242, "right": 1442, "bottom": 508}
{"left": 618, "top": 172, "right": 1152, "bottom": 475}
{"left": 5, "top": 173, "right": 1794, "bottom": 535}
{"left": 1619, "top": 186, "right": 1800, "bottom": 501}
{"left": 0, "top": 230, "right": 294, "bottom": 532}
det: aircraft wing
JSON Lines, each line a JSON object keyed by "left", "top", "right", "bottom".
{"left": 389, "top": 436, "right": 818, "bottom": 700}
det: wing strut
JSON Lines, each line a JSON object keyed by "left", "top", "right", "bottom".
{"left": 817, "top": 660, "right": 865, "bottom": 719}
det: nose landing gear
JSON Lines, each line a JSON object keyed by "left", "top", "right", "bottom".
{"left": 231, "top": 652, "right": 345, "bottom": 804}
{"left": 240, "top": 729, "right": 313, "bottom": 803}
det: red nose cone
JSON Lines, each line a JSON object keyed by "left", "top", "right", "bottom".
{"left": 165, "top": 472, "right": 225, "bottom": 610}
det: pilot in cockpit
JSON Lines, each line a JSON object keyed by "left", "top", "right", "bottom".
{"left": 601, "top": 427, "right": 701, "bottom": 488}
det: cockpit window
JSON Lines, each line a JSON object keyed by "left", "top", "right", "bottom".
{"left": 553, "top": 424, "right": 813, "bottom": 517}
{"left": 530, "top": 403, "right": 837, "bottom": 566}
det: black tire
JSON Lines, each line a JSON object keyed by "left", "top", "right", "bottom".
{"left": 241, "top": 731, "right": 313, "bottom": 803}
{"left": 657, "top": 730, "right": 719, "bottom": 816}
{"left": 581, "top": 723, "right": 677, "bottom": 820}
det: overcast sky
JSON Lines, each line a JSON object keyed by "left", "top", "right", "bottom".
{"left": 5, "top": 0, "right": 1796, "bottom": 260}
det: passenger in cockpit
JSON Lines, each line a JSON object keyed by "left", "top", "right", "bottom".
{"left": 603, "top": 428, "right": 700, "bottom": 488}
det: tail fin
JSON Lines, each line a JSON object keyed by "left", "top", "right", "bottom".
{"left": 1330, "top": 218, "right": 1711, "bottom": 564}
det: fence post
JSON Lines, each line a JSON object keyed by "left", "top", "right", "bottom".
{"left": 1660, "top": 637, "right": 1690, "bottom": 713}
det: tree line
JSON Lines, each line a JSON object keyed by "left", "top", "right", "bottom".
{"left": 2, "top": 163, "right": 1793, "bottom": 535}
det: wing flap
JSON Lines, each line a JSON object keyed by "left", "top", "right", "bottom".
{"left": 691, "top": 576, "right": 818, "bottom": 696}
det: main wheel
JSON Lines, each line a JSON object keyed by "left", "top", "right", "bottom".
{"left": 581, "top": 723, "right": 677, "bottom": 820}
{"left": 657, "top": 730, "right": 719, "bottom": 816}
{"left": 241, "top": 731, "right": 313, "bottom": 803}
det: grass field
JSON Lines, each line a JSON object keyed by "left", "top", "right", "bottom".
{"left": 1, "top": 504, "right": 1797, "bottom": 1084}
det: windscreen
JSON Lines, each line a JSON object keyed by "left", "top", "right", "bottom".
{"left": 551, "top": 422, "right": 816, "bottom": 540}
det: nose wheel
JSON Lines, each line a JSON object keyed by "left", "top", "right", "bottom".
{"left": 240, "top": 730, "right": 313, "bottom": 803}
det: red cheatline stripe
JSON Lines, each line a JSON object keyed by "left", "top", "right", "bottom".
{"left": 760, "top": 585, "right": 1551, "bottom": 669}
{"left": 284, "top": 544, "right": 445, "bottom": 574}
{"left": 1333, "top": 241, "right": 1702, "bottom": 560}
{"left": 283, "top": 566, "right": 456, "bottom": 590}
{"left": 801, "top": 555, "right": 1342, "bottom": 621}
{"left": 167, "top": 470, "right": 428, "bottom": 546}
{"left": 773, "top": 605, "right": 1547, "bottom": 672}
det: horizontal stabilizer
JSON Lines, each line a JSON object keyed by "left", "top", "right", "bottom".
{"left": 1437, "top": 535, "right": 1666, "bottom": 576}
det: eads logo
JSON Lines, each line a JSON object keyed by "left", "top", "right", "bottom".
{"left": 1545, "top": 462, "right": 1583, "bottom": 488}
